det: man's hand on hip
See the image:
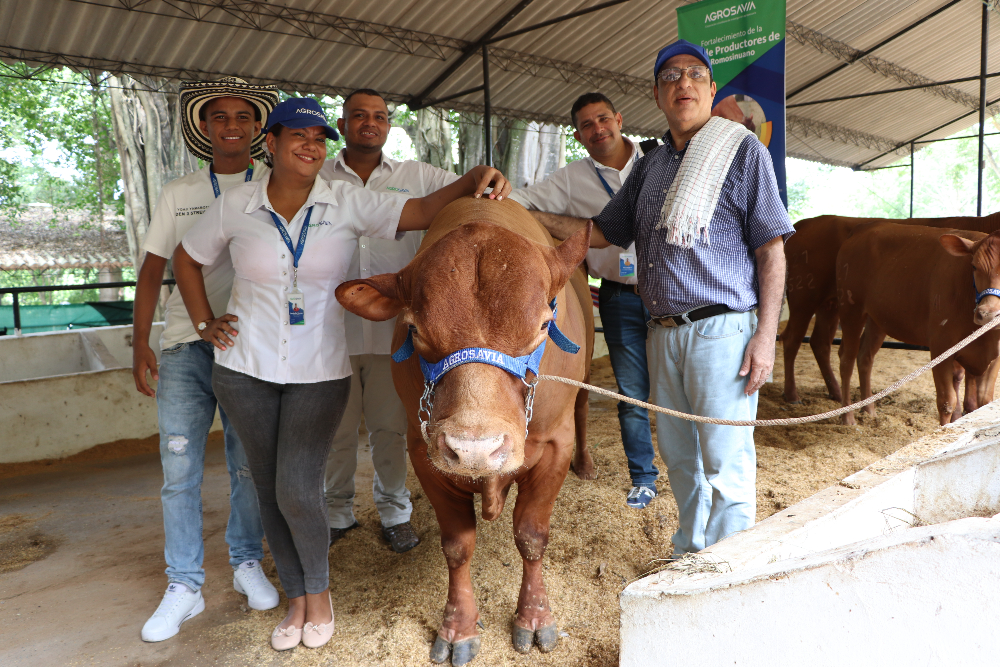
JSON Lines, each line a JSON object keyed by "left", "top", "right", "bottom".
{"left": 739, "top": 329, "right": 775, "bottom": 395}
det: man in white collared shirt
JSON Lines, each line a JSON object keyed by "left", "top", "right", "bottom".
{"left": 508, "top": 93, "right": 659, "bottom": 510}
{"left": 318, "top": 89, "right": 459, "bottom": 553}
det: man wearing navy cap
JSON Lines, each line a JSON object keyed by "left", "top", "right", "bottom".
{"left": 532, "top": 39, "right": 794, "bottom": 555}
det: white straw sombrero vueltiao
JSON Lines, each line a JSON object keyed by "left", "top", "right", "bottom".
{"left": 179, "top": 77, "right": 279, "bottom": 162}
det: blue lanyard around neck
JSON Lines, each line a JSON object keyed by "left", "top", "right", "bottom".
{"left": 209, "top": 162, "right": 254, "bottom": 199}
{"left": 594, "top": 165, "right": 616, "bottom": 198}
{"left": 268, "top": 207, "right": 313, "bottom": 283}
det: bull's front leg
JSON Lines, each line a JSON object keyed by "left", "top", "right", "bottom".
{"left": 510, "top": 444, "right": 568, "bottom": 654}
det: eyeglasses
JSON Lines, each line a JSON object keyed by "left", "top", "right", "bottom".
{"left": 657, "top": 66, "right": 710, "bottom": 83}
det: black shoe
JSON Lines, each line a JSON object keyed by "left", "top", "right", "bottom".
{"left": 329, "top": 521, "right": 360, "bottom": 546}
{"left": 382, "top": 521, "right": 420, "bottom": 553}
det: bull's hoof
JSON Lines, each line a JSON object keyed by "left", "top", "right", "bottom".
{"left": 512, "top": 623, "right": 559, "bottom": 653}
{"left": 512, "top": 625, "right": 534, "bottom": 654}
{"left": 430, "top": 635, "right": 481, "bottom": 666}
{"left": 451, "top": 636, "right": 481, "bottom": 666}
{"left": 430, "top": 636, "right": 451, "bottom": 664}
{"left": 535, "top": 623, "right": 559, "bottom": 652}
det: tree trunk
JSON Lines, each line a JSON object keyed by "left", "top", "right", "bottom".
{"left": 108, "top": 75, "right": 195, "bottom": 318}
{"left": 402, "top": 108, "right": 454, "bottom": 171}
{"left": 457, "top": 113, "right": 484, "bottom": 173}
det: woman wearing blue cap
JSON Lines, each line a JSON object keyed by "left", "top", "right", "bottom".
{"left": 173, "top": 97, "right": 511, "bottom": 651}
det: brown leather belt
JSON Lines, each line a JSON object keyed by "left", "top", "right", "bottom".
{"left": 651, "top": 304, "right": 734, "bottom": 328}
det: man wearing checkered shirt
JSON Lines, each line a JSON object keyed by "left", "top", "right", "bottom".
{"left": 533, "top": 40, "right": 793, "bottom": 556}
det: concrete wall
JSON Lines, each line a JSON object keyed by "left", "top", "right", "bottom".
{"left": 620, "top": 402, "right": 1000, "bottom": 666}
{"left": 0, "top": 324, "right": 221, "bottom": 464}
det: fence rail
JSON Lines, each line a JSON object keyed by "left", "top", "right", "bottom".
{"left": 1, "top": 279, "right": 175, "bottom": 335}
{"left": 2, "top": 282, "right": 932, "bottom": 353}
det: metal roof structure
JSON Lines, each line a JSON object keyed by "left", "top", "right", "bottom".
{"left": 1, "top": 0, "right": 999, "bottom": 170}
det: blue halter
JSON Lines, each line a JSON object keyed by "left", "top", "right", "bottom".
{"left": 391, "top": 298, "right": 580, "bottom": 383}
{"left": 975, "top": 277, "right": 1000, "bottom": 305}
{"left": 391, "top": 298, "right": 581, "bottom": 444}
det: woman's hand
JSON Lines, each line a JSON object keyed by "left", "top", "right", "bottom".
{"left": 200, "top": 314, "right": 240, "bottom": 350}
{"left": 467, "top": 165, "right": 512, "bottom": 200}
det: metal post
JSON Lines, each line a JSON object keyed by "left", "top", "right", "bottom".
{"left": 482, "top": 43, "right": 492, "bottom": 167}
{"left": 12, "top": 292, "right": 21, "bottom": 336}
{"left": 978, "top": 2, "right": 989, "bottom": 217}
{"left": 910, "top": 141, "right": 915, "bottom": 218}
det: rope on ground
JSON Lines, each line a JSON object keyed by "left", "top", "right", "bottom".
{"left": 539, "top": 318, "right": 1000, "bottom": 427}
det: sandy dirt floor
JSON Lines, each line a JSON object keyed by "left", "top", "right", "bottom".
{"left": 0, "top": 339, "right": 951, "bottom": 667}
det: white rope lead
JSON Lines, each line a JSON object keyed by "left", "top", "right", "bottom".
{"left": 540, "top": 318, "right": 1000, "bottom": 427}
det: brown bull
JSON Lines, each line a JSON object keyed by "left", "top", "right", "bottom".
{"left": 336, "top": 197, "right": 593, "bottom": 665}
{"left": 782, "top": 212, "right": 1000, "bottom": 404}
{"left": 836, "top": 223, "right": 1000, "bottom": 426}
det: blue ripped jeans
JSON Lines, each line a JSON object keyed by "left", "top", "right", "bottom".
{"left": 156, "top": 340, "right": 265, "bottom": 591}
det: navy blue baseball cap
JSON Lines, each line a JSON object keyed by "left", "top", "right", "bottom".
{"left": 654, "top": 39, "right": 713, "bottom": 78}
{"left": 264, "top": 97, "right": 340, "bottom": 140}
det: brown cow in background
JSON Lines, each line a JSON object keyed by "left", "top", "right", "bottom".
{"left": 782, "top": 212, "right": 1000, "bottom": 404}
{"left": 336, "top": 197, "right": 593, "bottom": 666}
{"left": 836, "top": 223, "right": 1000, "bottom": 425}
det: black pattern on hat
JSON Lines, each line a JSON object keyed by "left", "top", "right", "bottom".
{"left": 179, "top": 77, "right": 279, "bottom": 162}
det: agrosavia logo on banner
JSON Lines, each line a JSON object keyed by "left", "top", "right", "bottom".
{"left": 705, "top": 2, "right": 756, "bottom": 23}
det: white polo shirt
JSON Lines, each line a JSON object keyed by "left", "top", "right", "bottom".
{"left": 181, "top": 172, "right": 405, "bottom": 384}
{"left": 507, "top": 139, "right": 643, "bottom": 285}
{"left": 319, "top": 150, "right": 459, "bottom": 356}
{"left": 141, "top": 163, "right": 269, "bottom": 350}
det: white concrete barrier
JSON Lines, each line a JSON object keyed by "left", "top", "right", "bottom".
{"left": 0, "top": 325, "right": 221, "bottom": 464}
{"left": 620, "top": 402, "right": 1000, "bottom": 666}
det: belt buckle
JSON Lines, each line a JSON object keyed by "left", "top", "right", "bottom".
{"left": 656, "top": 316, "right": 679, "bottom": 328}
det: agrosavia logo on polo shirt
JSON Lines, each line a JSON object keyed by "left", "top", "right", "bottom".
{"left": 705, "top": 1, "right": 755, "bottom": 23}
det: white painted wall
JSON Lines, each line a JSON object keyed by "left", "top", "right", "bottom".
{"left": 621, "top": 403, "right": 1000, "bottom": 666}
{"left": 0, "top": 324, "right": 222, "bottom": 464}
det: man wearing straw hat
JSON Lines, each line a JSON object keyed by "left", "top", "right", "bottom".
{"left": 531, "top": 41, "right": 793, "bottom": 557}
{"left": 132, "top": 76, "right": 281, "bottom": 642}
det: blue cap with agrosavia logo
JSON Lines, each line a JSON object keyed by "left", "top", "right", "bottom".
{"left": 654, "top": 39, "right": 713, "bottom": 78}
{"left": 264, "top": 97, "right": 340, "bottom": 140}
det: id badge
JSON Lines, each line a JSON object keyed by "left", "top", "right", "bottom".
{"left": 288, "top": 290, "right": 305, "bottom": 325}
{"left": 619, "top": 252, "right": 636, "bottom": 278}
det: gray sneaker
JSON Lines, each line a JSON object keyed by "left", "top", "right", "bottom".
{"left": 626, "top": 486, "right": 656, "bottom": 509}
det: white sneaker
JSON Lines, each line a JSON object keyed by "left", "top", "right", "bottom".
{"left": 233, "top": 560, "right": 279, "bottom": 610}
{"left": 141, "top": 583, "right": 205, "bottom": 642}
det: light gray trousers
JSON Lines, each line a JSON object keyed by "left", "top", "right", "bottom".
{"left": 324, "top": 354, "right": 412, "bottom": 529}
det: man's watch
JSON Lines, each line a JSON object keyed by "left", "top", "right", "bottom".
{"left": 197, "top": 319, "right": 213, "bottom": 332}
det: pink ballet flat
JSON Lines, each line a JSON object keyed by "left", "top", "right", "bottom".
{"left": 301, "top": 595, "right": 335, "bottom": 649}
{"left": 271, "top": 623, "right": 302, "bottom": 651}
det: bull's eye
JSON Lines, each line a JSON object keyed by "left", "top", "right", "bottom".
{"left": 541, "top": 321, "right": 550, "bottom": 332}
{"left": 408, "top": 324, "right": 418, "bottom": 335}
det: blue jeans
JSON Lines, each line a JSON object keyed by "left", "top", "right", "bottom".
{"left": 599, "top": 280, "right": 658, "bottom": 490}
{"left": 156, "top": 340, "right": 265, "bottom": 591}
{"left": 647, "top": 311, "right": 758, "bottom": 555}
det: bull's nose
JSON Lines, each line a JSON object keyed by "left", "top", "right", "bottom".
{"left": 440, "top": 433, "right": 510, "bottom": 472}
{"left": 974, "top": 306, "right": 1000, "bottom": 325}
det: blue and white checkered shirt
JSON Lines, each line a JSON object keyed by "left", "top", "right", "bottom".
{"left": 594, "top": 131, "right": 794, "bottom": 317}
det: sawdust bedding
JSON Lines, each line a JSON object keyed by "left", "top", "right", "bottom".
{"left": 210, "top": 340, "right": 947, "bottom": 667}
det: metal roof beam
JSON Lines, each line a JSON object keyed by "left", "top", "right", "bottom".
{"left": 407, "top": 0, "right": 537, "bottom": 110}
{"left": 487, "top": 0, "right": 632, "bottom": 43}
{"left": 787, "top": 0, "right": 964, "bottom": 99}
{"left": 787, "top": 115, "right": 905, "bottom": 155}
{"left": 787, "top": 20, "right": 998, "bottom": 115}
{"left": 788, "top": 71, "right": 1000, "bottom": 108}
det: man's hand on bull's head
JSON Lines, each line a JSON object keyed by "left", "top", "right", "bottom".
{"left": 466, "top": 165, "right": 512, "bottom": 200}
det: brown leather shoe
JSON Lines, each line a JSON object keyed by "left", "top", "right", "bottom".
{"left": 329, "top": 521, "right": 359, "bottom": 546}
{"left": 382, "top": 522, "right": 420, "bottom": 553}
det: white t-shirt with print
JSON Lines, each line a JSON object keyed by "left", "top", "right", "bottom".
{"left": 181, "top": 173, "right": 405, "bottom": 384}
{"left": 141, "top": 164, "right": 269, "bottom": 350}
{"left": 319, "top": 150, "right": 459, "bottom": 355}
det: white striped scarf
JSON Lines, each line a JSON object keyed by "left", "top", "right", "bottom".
{"left": 654, "top": 116, "right": 754, "bottom": 248}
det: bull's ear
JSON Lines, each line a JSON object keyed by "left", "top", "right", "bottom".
{"left": 940, "top": 234, "right": 976, "bottom": 257}
{"left": 546, "top": 221, "right": 592, "bottom": 298}
{"left": 335, "top": 272, "right": 405, "bottom": 321}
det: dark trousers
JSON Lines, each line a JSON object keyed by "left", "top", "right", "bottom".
{"left": 598, "top": 279, "right": 659, "bottom": 489}
{"left": 212, "top": 364, "right": 350, "bottom": 598}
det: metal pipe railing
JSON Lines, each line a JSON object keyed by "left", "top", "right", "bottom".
{"left": 1, "top": 279, "right": 175, "bottom": 336}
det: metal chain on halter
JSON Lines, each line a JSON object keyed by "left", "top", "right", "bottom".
{"left": 419, "top": 381, "right": 435, "bottom": 445}
{"left": 539, "top": 317, "right": 1000, "bottom": 427}
{"left": 521, "top": 376, "right": 538, "bottom": 440}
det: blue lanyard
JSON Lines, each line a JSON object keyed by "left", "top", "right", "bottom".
{"left": 209, "top": 162, "right": 254, "bottom": 198}
{"left": 269, "top": 207, "right": 312, "bottom": 287}
{"left": 594, "top": 165, "right": 616, "bottom": 198}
